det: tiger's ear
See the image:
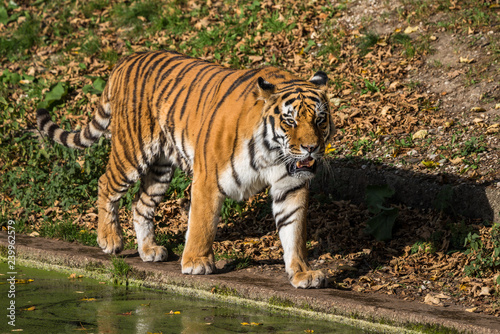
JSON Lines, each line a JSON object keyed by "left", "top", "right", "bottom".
{"left": 309, "top": 71, "right": 328, "bottom": 87}
{"left": 257, "top": 77, "right": 275, "bottom": 100}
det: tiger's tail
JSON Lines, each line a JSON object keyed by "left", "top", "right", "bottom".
{"left": 36, "top": 104, "right": 111, "bottom": 149}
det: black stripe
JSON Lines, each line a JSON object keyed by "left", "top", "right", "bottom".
{"left": 84, "top": 124, "right": 98, "bottom": 141}
{"left": 268, "top": 115, "right": 280, "bottom": 143}
{"left": 120, "top": 54, "right": 147, "bottom": 169}
{"left": 179, "top": 63, "right": 214, "bottom": 120}
{"left": 284, "top": 97, "right": 297, "bottom": 106}
{"left": 153, "top": 56, "right": 187, "bottom": 93}
{"left": 133, "top": 54, "right": 156, "bottom": 167}
{"left": 138, "top": 196, "right": 156, "bottom": 208}
{"left": 47, "top": 123, "right": 58, "bottom": 138}
{"left": 91, "top": 119, "right": 106, "bottom": 132}
{"left": 215, "top": 165, "right": 227, "bottom": 197}
{"left": 180, "top": 128, "right": 188, "bottom": 159}
{"left": 59, "top": 131, "right": 69, "bottom": 146}
{"left": 135, "top": 207, "right": 153, "bottom": 220}
{"left": 73, "top": 132, "right": 84, "bottom": 148}
{"left": 274, "top": 185, "right": 305, "bottom": 203}
{"left": 248, "top": 136, "right": 258, "bottom": 171}
{"left": 152, "top": 175, "right": 171, "bottom": 183}
{"left": 195, "top": 67, "right": 229, "bottom": 114}
{"left": 111, "top": 149, "right": 135, "bottom": 185}
{"left": 36, "top": 109, "right": 51, "bottom": 129}
{"left": 276, "top": 206, "right": 302, "bottom": 230}
{"left": 212, "top": 69, "right": 258, "bottom": 111}
{"left": 115, "top": 125, "right": 141, "bottom": 173}
{"left": 276, "top": 172, "right": 289, "bottom": 182}
{"left": 97, "top": 104, "right": 108, "bottom": 119}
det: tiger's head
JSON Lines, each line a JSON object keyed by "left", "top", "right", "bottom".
{"left": 257, "top": 71, "right": 334, "bottom": 179}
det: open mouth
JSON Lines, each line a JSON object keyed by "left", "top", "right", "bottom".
{"left": 287, "top": 157, "right": 317, "bottom": 175}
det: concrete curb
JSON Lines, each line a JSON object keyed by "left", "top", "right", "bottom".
{"left": 1, "top": 232, "right": 499, "bottom": 334}
{"left": 312, "top": 160, "right": 500, "bottom": 223}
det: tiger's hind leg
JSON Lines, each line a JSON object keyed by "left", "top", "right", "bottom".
{"left": 97, "top": 152, "right": 139, "bottom": 254}
{"left": 132, "top": 155, "right": 173, "bottom": 262}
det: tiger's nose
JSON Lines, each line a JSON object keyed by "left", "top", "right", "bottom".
{"left": 301, "top": 144, "right": 319, "bottom": 153}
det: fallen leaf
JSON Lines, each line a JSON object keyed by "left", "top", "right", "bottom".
{"left": 23, "top": 306, "right": 36, "bottom": 311}
{"left": 466, "top": 307, "right": 478, "bottom": 313}
{"left": 325, "top": 143, "right": 335, "bottom": 154}
{"left": 80, "top": 298, "right": 96, "bottom": 301}
{"left": 444, "top": 120, "right": 454, "bottom": 128}
{"left": 470, "top": 107, "right": 485, "bottom": 112}
{"left": 459, "top": 57, "right": 474, "bottom": 64}
{"left": 404, "top": 26, "right": 419, "bottom": 34}
{"left": 421, "top": 160, "right": 439, "bottom": 168}
{"left": 486, "top": 124, "right": 500, "bottom": 134}
{"left": 424, "top": 293, "right": 447, "bottom": 306}
{"left": 380, "top": 106, "right": 391, "bottom": 116}
{"left": 479, "top": 286, "right": 493, "bottom": 296}
{"left": 388, "top": 81, "right": 401, "bottom": 90}
{"left": 117, "top": 311, "right": 133, "bottom": 316}
{"left": 413, "top": 129, "right": 428, "bottom": 139}
{"left": 450, "top": 156, "right": 464, "bottom": 165}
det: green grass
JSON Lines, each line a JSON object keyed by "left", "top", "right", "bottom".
{"left": 109, "top": 256, "right": 131, "bottom": 285}
{"left": 0, "top": 12, "right": 41, "bottom": 59}
{"left": 356, "top": 32, "right": 379, "bottom": 56}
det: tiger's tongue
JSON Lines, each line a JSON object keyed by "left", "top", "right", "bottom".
{"left": 296, "top": 157, "right": 315, "bottom": 168}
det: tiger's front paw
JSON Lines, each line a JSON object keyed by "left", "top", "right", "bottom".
{"left": 139, "top": 244, "right": 168, "bottom": 262}
{"left": 97, "top": 233, "right": 123, "bottom": 254}
{"left": 290, "top": 270, "right": 327, "bottom": 289}
{"left": 182, "top": 256, "right": 215, "bottom": 275}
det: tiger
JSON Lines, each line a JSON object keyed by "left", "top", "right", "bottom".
{"left": 36, "top": 50, "right": 334, "bottom": 288}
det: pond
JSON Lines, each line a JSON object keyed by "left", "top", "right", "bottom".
{"left": 0, "top": 263, "right": 373, "bottom": 333}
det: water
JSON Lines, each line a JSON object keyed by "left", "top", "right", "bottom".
{"left": 0, "top": 263, "right": 369, "bottom": 333}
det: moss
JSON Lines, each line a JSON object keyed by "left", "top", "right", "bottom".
{"left": 269, "top": 296, "right": 295, "bottom": 308}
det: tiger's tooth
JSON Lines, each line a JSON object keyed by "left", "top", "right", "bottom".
{"left": 296, "top": 161, "right": 301, "bottom": 168}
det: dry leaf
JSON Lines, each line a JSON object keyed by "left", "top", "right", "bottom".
{"left": 470, "top": 107, "right": 486, "bottom": 112}
{"left": 413, "top": 129, "right": 428, "bottom": 139}
{"left": 450, "top": 156, "right": 463, "bottom": 165}
{"left": 459, "top": 57, "right": 474, "bottom": 64}
{"left": 380, "top": 106, "right": 391, "bottom": 116}
{"left": 486, "top": 123, "right": 500, "bottom": 134}
{"left": 404, "top": 26, "right": 419, "bottom": 34}
{"left": 466, "top": 307, "right": 478, "bottom": 313}
{"left": 444, "top": 120, "right": 454, "bottom": 128}
{"left": 479, "top": 286, "right": 493, "bottom": 296}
